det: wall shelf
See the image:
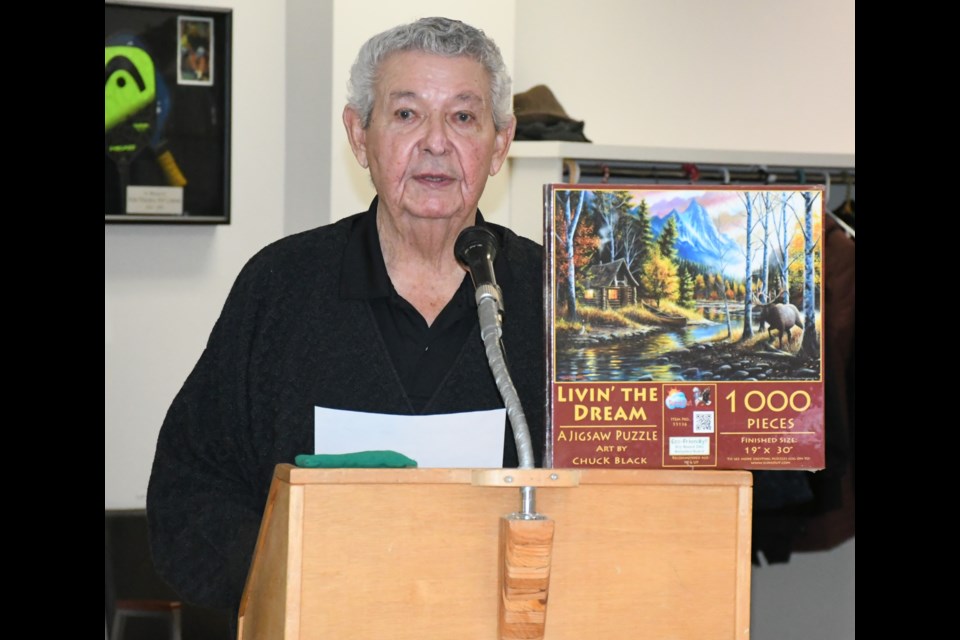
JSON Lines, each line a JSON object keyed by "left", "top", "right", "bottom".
{"left": 509, "top": 141, "right": 855, "bottom": 169}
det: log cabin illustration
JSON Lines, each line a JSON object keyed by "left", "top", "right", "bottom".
{"left": 578, "top": 259, "right": 639, "bottom": 310}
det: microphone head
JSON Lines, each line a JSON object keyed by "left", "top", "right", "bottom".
{"left": 455, "top": 225, "right": 499, "bottom": 267}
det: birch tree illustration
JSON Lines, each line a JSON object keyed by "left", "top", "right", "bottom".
{"left": 799, "top": 191, "right": 821, "bottom": 357}
{"left": 759, "top": 192, "right": 772, "bottom": 302}
{"left": 558, "top": 190, "right": 587, "bottom": 320}
{"left": 738, "top": 191, "right": 759, "bottom": 341}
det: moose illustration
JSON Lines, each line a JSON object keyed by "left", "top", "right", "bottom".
{"left": 753, "top": 291, "right": 804, "bottom": 349}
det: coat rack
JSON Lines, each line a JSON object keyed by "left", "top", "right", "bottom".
{"left": 504, "top": 141, "right": 855, "bottom": 243}
{"left": 563, "top": 159, "right": 855, "bottom": 189}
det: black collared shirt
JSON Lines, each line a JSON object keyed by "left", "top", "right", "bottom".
{"left": 339, "top": 199, "right": 481, "bottom": 413}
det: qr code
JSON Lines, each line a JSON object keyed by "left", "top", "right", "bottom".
{"left": 693, "top": 411, "right": 715, "bottom": 433}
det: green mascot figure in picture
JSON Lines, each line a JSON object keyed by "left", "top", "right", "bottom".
{"left": 105, "top": 34, "right": 187, "bottom": 214}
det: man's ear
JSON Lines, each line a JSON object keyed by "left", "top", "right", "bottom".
{"left": 489, "top": 115, "right": 516, "bottom": 176}
{"left": 343, "top": 106, "right": 368, "bottom": 169}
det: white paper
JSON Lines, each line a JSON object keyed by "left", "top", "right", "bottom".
{"left": 314, "top": 406, "right": 506, "bottom": 468}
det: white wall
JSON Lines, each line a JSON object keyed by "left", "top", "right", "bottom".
{"left": 285, "top": 0, "right": 333, "bottom": 236}
{"left": 514, "top": 0, "right": 855, "bottom": 154}
{"left": 752, "top": 539, "right": 856, "bottom": 640}
{"left": 105, "top": 0, "right": 287, "bottom": 508}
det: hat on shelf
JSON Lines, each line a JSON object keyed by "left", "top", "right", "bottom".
{"left": 513, "top": 84, "right": 591, "bottom": 142}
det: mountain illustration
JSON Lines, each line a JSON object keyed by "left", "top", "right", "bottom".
{"left": 650, "top": 198, "right": 740, "bottom": 269}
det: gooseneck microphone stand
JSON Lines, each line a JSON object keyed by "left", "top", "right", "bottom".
{"left": 455, "top": 226, "right": 542, "bottom": 520}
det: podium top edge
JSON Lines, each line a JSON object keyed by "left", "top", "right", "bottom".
{"left": 275, "top": 464, "right": 752, "bottom": 488}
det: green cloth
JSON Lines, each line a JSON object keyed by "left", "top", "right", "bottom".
{"left": 295, "top": 451, "right": 418, "bottom": 468}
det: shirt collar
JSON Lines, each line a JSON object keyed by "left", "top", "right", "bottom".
{"left": 340, "top": 197, "right": 392, "bottom": 299}
{"left": 340, "top": 197, "right": 506, "bottom": 302}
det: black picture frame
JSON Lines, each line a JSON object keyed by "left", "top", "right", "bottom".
{"left": 105, "top": 1, "right": 232, "bottom": 224}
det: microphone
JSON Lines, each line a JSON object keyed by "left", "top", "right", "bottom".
{"left": 454, "top": 225, "right": 537, "bottom": 480}
{"left": 455, "top": 226, "right": 503, "bottom": 310}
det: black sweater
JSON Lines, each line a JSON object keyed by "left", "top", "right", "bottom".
{"left": 146, "top": 210, "right": 546, "bottom": 611}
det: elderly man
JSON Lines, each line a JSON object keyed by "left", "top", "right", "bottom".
{"left": 147, "top": 17, "right": 546, "bottom": 618}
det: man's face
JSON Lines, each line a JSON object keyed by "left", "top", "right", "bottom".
{"left": 345, "top": 51, "right": 514, "bottom": 227}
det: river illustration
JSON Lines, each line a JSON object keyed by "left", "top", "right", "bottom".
{"left": 556, "top": 303, "right": 820, "bottom": 383}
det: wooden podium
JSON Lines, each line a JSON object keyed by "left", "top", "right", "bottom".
{"left": 238, "top": 465, "right": 752, "bottom": 640}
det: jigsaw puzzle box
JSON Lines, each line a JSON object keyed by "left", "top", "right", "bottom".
{"left": 545, "top": 184, "right": 825, "bottom": 470}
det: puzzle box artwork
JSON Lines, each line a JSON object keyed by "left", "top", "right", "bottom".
{"left": 545, "top": 185, "right": 825, "bottom": 470}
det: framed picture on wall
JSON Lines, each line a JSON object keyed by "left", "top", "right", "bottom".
{"left": 105, "top": 2, "right": 232, "bottom": 224}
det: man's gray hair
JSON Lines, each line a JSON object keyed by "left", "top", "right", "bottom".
{"left": 347, "top": 17, "right": 513, "bottom": 132}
